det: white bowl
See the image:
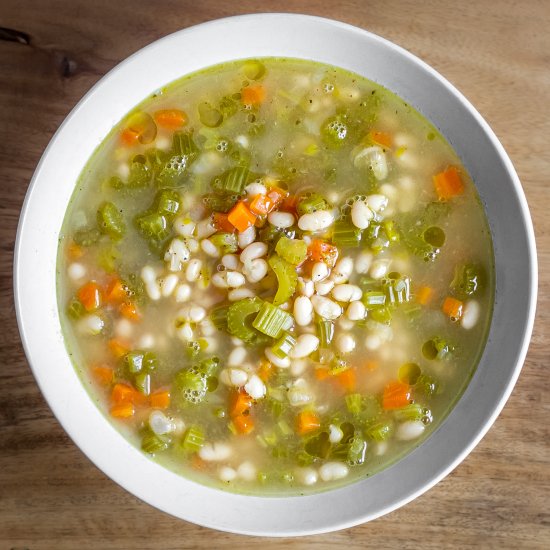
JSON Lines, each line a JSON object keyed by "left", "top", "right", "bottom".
{"left": 14, "top": 14, "right": 537, "bottom": 536}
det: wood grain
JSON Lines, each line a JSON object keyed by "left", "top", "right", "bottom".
{"left": 1, "top": 1, "right": 548, "bottom": 548}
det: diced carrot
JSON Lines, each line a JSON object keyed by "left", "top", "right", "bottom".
{"left": 227, "top": 201, "right": 257, "bottom": 233}
{"left": 108, "top": 338, "right": 130, "bottom": 359}
{"left": 433, "top": 166, "right": 464, "bottom": 200}
{"left": 67, "top": 242, "right": 83, "bottom": 260}
{"left": 241, "top": 84, "right": 266, "bottom": 106}
{"left": 110, "top": 403, "right": 135, "bottom": 418}
{"left": 257, "top": 359, "right": 273, "bottom": 382}
{"left": 77, "top": 281, "right": 102, "bottom": 311}
{"left": 308, "top": 239, "right": 339, "bottom": 267}
{"left": 296, "top": 411, "right": 321, "bottom": 435}
{"left": 191, "top": 454, "right": 207, "bottom": 470}
{"left": 232, "top": 414, "right": 255, "bottom": 435}
{"left": 336, "top": 368, "right": 356, "bottom": 393}
{"left": 92, "top": 365, "right": 114, "bottom": 386}
{"left": 416, "top": 285, "right": 434, "bottom": 306}
{"left": 120, "top": 128, "right": 140, "bottom": 146}
{"left": 111, "top": 383, "right": 135, "bottom": 405}
{"left": 104, "top": 277, "right": 127, "bottom": 303}
{"left": 212, "top": 212, "right": 236, "bottom": 233}
{"left": 153, "top": 109, "right": 187, "bottom": 129}
{"left": 249, "top": 194, "right": 276, "bottom": 215}
{"left": 314, "top": 367, "right": 330, "bottom": 381}
{"left": 365, "top": 360, "right": 379, "bottom": 372}
{"left": 119, "top": 301, "right": 141, "bottom": 322}
{"left": 281, "top": 194, "right": 299, "bottom": 214}
{"left": 369, "top": 130, "right": 393, "bottom": 148}
{"left": 442, "top": 296, "right": 464, "bottom": 321}
{"left": 382, "top": 381, "right": 411, "bottom": 410}
{"left": 267, "top": 186, "right": 289, "bottom": 209}
{"left": 229, "top": 389, "right": 253, "bottom": 418}
{"left": 150, "top": 390, "right": 171, "bottom": 409}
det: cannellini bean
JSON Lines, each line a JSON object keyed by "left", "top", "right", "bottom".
{"left": 245, "top": 182, "right": 267, "bottom": 197}
{"left": 165, "top": 238, "right": 190, "bottom": 271}
{"left": 219, "top": 466, "right": 237, "bottom": 482}
{"left": 141, "top": 265, "right": 157, "bottom": 283}
{"left": 235, "top": 134, "right": 249, "bottom": 148}
{"left": 225, "top": 271, "right": 246, "bottom": 288}
{"left": 295, "top": 467, "right": 318, "bottom": 486}
{"left": 115, "top": 318, "right": 133, "bottom": 339}
{"left": 375, "top": 442, "right": 388, "bottom": 456}
{"left": 201, "top": 238, "right": 220, "bottom": 258}
{"left": 237, "top": 461, "right": 257, "bottom": 481}
{"left": 68, "top": 262, "right": 86, "bottom": 281}
{"left": 329, "top": 424, "right": 344, "bottom": 444}
{"left": 242, "top": 258, "right": 268, "bottom": 283}
{"left": 330, "top": 257, "right": 353, "bottom": 284}
{"left": 177, "top": 304, "right": 206, "bottom": 323}
{"left": 370, "top": 258, "right": 391, "bottom": 279}
{"left": 365, "top": 334, "right": 382, "bottom": 350}
{"left": 211, "top": 273, "right": 228, "bottom": 288}
{"left": 268, "top": 211, "right": 295, "bottom": 228}
{"left": 338, "top": 316, "right": 354, "bottom": 331}
{"left": 351, "top": 200, "right": 374, "bottom": 229}
{"left": 332, "top": 284, "right": 362, "bottom": 303}
{"left": 298, "top": 210, "right": 334, "bottom": 232}
{"left": 199, "top": 319, "right": 216, "bottom": 337}
{"left": 287, "top": 378, "right": 313, "bottom": 406}
{"left": 77, "top": 314, "right": 104, "bottom": 335}
{"left": 186, "top": 259, "right": 203, "bottom": 283}
{"left": 238, "top": 225, "right": 256, "bottom": 248}
{"left": 228, "top": 288, "right": 255, "bottom": 301}
{"left": 176, "top": 322, "right": 194, "bottom": 341}
{"left": 336, "top": 333, "right": 356, "bottom": 354}
{"left": 319, "top": 462, "right": 349, "bottom": 481}
{"left": 186, "top": 238, "right": 199, "bottom": 253}
{"left": 366, "top": 194, "right": 388, "bottom": 213}
{"left": 116, "top": 162, "right": 130, "bottom": 179}
{"left": 315, "top": 280, "right": 334, "bottom": 296}
{"left": 290, "top": 359, "right": 308, "bottom": 377}
{"left": 355, "top": 250, "right": 374, "bottom": 274}
{"left": 396, "top": 421, "right": 425, "bottom": 441}
{"left": 198, "top": 442, "right": 232, "bottom": 461}
{"left": 173, "top": 217, "right": 195, "bottom": 237}
{"left": 229, "top": 368, "right": 248, "bottom": 386}
{"left": 353, "top": 146, "right": 388, "bottom": 181}
{"left": 311, "top": 295, "right": 343, "bottom": 320}
{"left": 160, "top": 273, "right": 179, "bottom": 297}
{"left": 347, "top": 300, "right": 366, "bottom": 321}
{"left": 145, "top": 281, "right": 161, "bottom": 301}
{"left": 298, "top": 277, "right": 314, "bottom": 297}
{"left": 149, "top": 411, "right": 174, "bottom": 435}
{"left": 294, "top": 296, "right": 313, "bottom": 326}
{"left": 244, "top": 374, "right": 266, "bottom": 399}
{"left": 240, "top": 242, "right": 268, "bottom": 263}
{"left": 222, "top": 253, "right": 240, "bottom": 270}
{"left": 311, "top": 262, "right": 330, "bottom": 282}
{"left": 196, "top": 218, "right": 217, "bottom": 239}
{"left": 138, "top": 333, "right": 155, "bottom": 349}
{"left": 228, "top": 347, "right": 247, "bottom": 366}
{"left": 461, "top": 300, "right": 480, "bottom": 330}
{"left": 289, "top": 334, "right": 320, "bottom": 359}
{"left": 174, "top": 283, "right": 191, "bottom": 302}
{"left": 265, "top": 347, "right": 291, "bottom": 368}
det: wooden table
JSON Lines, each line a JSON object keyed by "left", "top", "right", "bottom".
{"left": 1, "top": 1, "right": 548, "bottom": 548}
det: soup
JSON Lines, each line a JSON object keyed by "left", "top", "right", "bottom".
{"left": 58, "top": 58, "right": 493, "bottom": 495}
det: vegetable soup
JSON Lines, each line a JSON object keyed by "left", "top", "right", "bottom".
{"left": 58, "top": 58, "right": 494, "bottom": 495}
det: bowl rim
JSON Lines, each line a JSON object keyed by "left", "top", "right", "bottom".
{"left": 14, "top": 13, "right": 537, "bottom": 537}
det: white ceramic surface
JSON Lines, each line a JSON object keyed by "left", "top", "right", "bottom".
{"left": 14, "top": 14, "right": 537, "bottom": 536}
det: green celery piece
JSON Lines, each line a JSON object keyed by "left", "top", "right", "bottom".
{"left": 210, "top": 232, "right": 238, "bottom": 254}
{"left": 370, "top": 306, "right": 392, "bottom": 324}
{"left": 415, "top": 373, "right": 439, "bottom": 397}
{"left": 316, "top": 320, "right": 335, "bottom": 347}
{"left": 198, "top": 356, "right": 220, "bottom": 377}
{"left": 383, "top": 220, "right": 400, "bottom": 243}
{"left": 145, "top": 148, "right": 170, "bottom": 175}
{"left": 296, "top": 193, "right": 329, "bottom": 216}
{"left": 202, "top": 193, "right": 239, "bottom": 213}
{"left": 134, "top": 372, "right": 151, "bottom": 395}
{"left": 125, "top": 351, "right": 158, "bottom": 374}
{"left": 155, "top": 189, "right": 181, "bottom": 219}
{"left": 347, "top": 436, "right": 367, "bottom": 465}
{"left": 275, "top": 236, "right": 308, "bottom": 265}
{"left": 72, "top": 227, "right": 101, "bottom": 247}
{"left": 97, "top": 244, "right": 120, "bottom": 273}
{"left": 268, "top": 254, "right": 297, "bottom": 306}
{"left": 345, "top": 394, "right": 363, "bottom": 415}
{"left": 127, "top": 160, "right": 151, "bottom": 188}
{"left": 451, "top": 263, "right": 482, "bottom": 298}
{"left": 141, "top": 430, "right": 170, "bottom": 454}
{"left": 253, "top": 302, "right": 294, "bottom": 339}
{"left": 210, "top": 305, "right": 230, "bottom": 331}
{"left": 304, "top": 431, "right": 331, "bottom": 458}
{"left": 66, "top": 297, "right": 85, "bottom": 320}
{"left": 270, "top": 332, "right": 297, "bottom": 359}
{"left": 135, "top": 211, "right": 169, "bottom": 242}
{"left": 198, "top": 102, "right": 223, "bottom": 128}
{"left": 172, "top": 130, "right": 199, "bottom": 158}
{"left": 156, "top": 155, "right": 191, "bottom": 188}
{"left": 218, "top": 96, "right": 238, "bottom": 119}
{"left": 227, "top": 297, "right": 264, "bottom": 343}
{"left": 365, "top": 420, "right": 393, "bottom": 442}
{"left": 362, "top": 291, "right": 386, "bottom": 309}
{"left": 332, "top": 220, "right": 362, "bottom": 247}
{"left": 97, "top": 202, "right": 125, "bottom": 241}
{"left": 384, "top": 275, "right": 411, "bottom": 306}
{"left": 422, "top": 337, "right": 452, "bottom": 360}
{"left": 394, "top": 403, "right": 426, "bottom": 423}
{"left": 174, "top": 367, "right": 208, "bottom": 405}
{"left": 211, "top": 165, "right": 251, "bottom": 195}
{"left": 181, "top": 426, "right": 204, "bottom": 452}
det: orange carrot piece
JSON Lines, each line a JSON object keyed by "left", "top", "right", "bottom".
{"left": 212, "top": 212, "right": 236, "bottom": 233}
{"left": 67, "top": 242, "right": 83, "bottom": 260}
{"left": 154, "top": 109, "right": 187, "bottom": 129}
{"left": 120, "top": 128, "right": 140, "bottom": 146}
{"left": 227, "top": 201, "right": 257, "bottom": 233}
{"left": 104, "top": 277, "right": 127, "bottom": 303}
{"left": 229, "top": 389, "right": 253, "bottom": 418}
{"left": 257, "top": 359, "right": 273, "bottom": 382}
{"left": 150, "top": 390, "right": 171, "bottom": 409}
{"left": 296, "top": 411, "right": 321, "bottom": 435}
{"left": 232, "top": 414, "right": 255, "bottom": 435}
{"left": 249, "top": 194, "right": 275, "bottom": 215}
{"left": 382, "top": 381, "right": 411, "bottom": 410}
{"left": 191, "top": 454, "right": 207, "bottom": 470}
{"left": 77, "top": 281, "right": 102, "bottom": 311}
{"left": 308, "top": 239, "right": 339, "bottom": 267}
{"left": 267, "top": 186, "right": 289, "bottom": 208}
{"left": 108, "top": 338, "right": 130, "bottom": 359}
{"left": 442, "top": 296, "right": 464, "bottom": 321}
{"left": 241, "top": 84, "right": 266, "bottom": 106}
{"left": 433, "top": 166, "right": 464, "bottom": 200}
{"left": 111, "top": 383, "right": 135, "bottom": 405}
{"left": 365, "top": 360, "right": 379, "bottom": 372}
{"left": 281, "top": 194, "right": 299, "bottom": 214}
{"left": 110, "top": 403, "right": 135, "bottom": 418}
{"left": 314, "top": 367, "right": 330, "bottom": 381}
{"left": 119, "top": 301, "right": 141, "bottom": 322}
{"left": 92, "top": 365, "right": 114, "bottom": 386}
{"left": 369, "top": 130, "right": 393, "bottom": 148}
{"left": 337, "top": 368, "right": 357, "bottom": 393}
{"left": 416, "top": 285, "right": 434, "bottom": 306}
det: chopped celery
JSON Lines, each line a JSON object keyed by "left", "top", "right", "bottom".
{"left": 242, "top": 59, "right": 266, "bottom": 80}
{"left": 156, "top": 155, "right": 191, "bottom": 188}
{"left": 332, "top": 220, "right": 362, "bottom": 247}
{"left": 227, "top": 297, "right": 264, "bottom": 343}
{"left": 370, "top": 306, "right": 392, "bottom": 324}
{"left": 362, "top": 291, "right": 386, "bottom": 309}
{"left": 186, "top": 340, "right": 206, "bottom": 359}
{"left": 141, "top": 429, "right": 170, "bottom": 454}
{"left": 271, "top": 332, "right": 296, "bottom": 359}
{"left": 329, "top": 356, "right": 349, "bottom": 375}
{"left": 210, "top": 305, "right": 230, "bottom": 331}
{"left": 202, "top": 193, "right": 239, "bottom": 213}
{"left": 218, "top": 96, "right": 238, "bottom": 119}
{"left": 253, "top": 302, "right": 294, "bottom": 338}
{"left": 174, "top": 359, "right": 218, "bottom": 405}
{"left": 172, "top": 130, "right": 199, "bottom": 158}
{"left": 211, "top": 166, "right": 251, "bottom": 195}
{"left": 347, "top": 436, "right": 367, "bottom": 465}
{"left": 268, "top": 254, "right": 298, "bottom": 306}
{"left": 383, "top": 220, "right": 400, "bottom": 243}
{"left": 210, "top": 232, "right": 238, "bottom": 254}
{"left": 422, "top": 337, "right": 452, "bottom": 360}
{"left": 67, "top": 297, "right": 85, "bottom": 319}
{"left": 296, "top": 193, "right": 329, "bottom": 216}
{"left": 198, "top": 356, "right": 220, "bottom": 377}
{"left": 97, "top": 244, "right": 120, "bottom": 273}
{"left": 275, "top": 236, "right": 308, "bottom": 265}
{"left": 127, "top": 160, "right": 151, "bottom": 188}
{"left": 134, "top": 372, "right": 151, "bottom": 395}
{"left": 97, "top": 202, "right": 125, "bottom": 241}
{"left": 394, "top": 403, "right": 428, "bottom": 423}
{"left": 316, "top": 320, "right": 335, "bottom": 347}
{"left": 365, "top": 420, "right": 393, "bottom": 442}
{"left": 415, "top": 373, "right": 439, "bottom": 397}
{"left": 384, "top": 275, "right": 411, "bottom": 305}
{"left": 135, "top": 212, "right": 169, "bottom": 243}
{"left": 145, "top": 148, "right": 170, "bottom": 174}
{"left": 73, "top": 227, "right": 101, "bottom": 247}
{"left": 125, "top": 351, "right": 158, "bottom": 374}
{"left": 155, "top": 189, "right": 181, "bottom": 219}
{"left": 451, "top": 263, "right": 482, "bottom": 297}
{"left": 360, "top": 396, "right": 382, "bottom": 424}
{"left": 181, "top": 426, "right": 204, "bottom": 452}
{"left": 398, "top": 362, "right": 421, "bottom": 385}
{"left": 277, "top": 419, "right": 293, "bottom": 436}
{"left": 345, "top": 393, "right": 363, "bottom": 415}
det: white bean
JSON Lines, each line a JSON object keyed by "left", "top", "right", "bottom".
{"left": 329, "top": 424, "right": 343, "bottom": 444}
{"left": 294, "top": 296, "right": 313, "bottom": 326}
{"left": 77, "top": 314, "right": 104, "bottom": 335}
{"left": 235, "top": 134, "right": 249, "bottom": 148}
{"left": 353, "top": 146, "right": 388, "bottom": 180}
{"left": 338, "top": 316, "right": 355, "bottom": 331}
{"left": 336, "top": 333, "right": 356, "bottom": 354}
{"left": 289, "top": 334, "right": 320, "bottom": 359}
{"left": 396, "top": 421, "right": 425, "bottom": 441}
{"left": 365, "top": 333, "right": 382, "bottom": 350}
{"left": 268, "top": 211, "right": 295, "bottom": 228}
{"left": 211, "top": 273, "right": 228, "bottom": 288}
{"left": 160, "top": 273, "right": 179, "bottom": 297}
{"left": 175, "top": 283, "right": 191, "bottom": 302}
{"left": 298, "top": 210, "right": 334, "bottom": 232}
{"left": 315, "top": 280, "right": 334, "bottom": 296}
{"left": 229, "top": 368, "right": 248, "bottom": 387}
{"left": 330, "top": 257, "right": 354, "bottom": 284}
{"left": 242, "top": 258, "right": 268, "bottom": 283}
{"left": 222, "top": 254, "right": 240, "bottom": 270}
{"left": 311, "top": 262, "right": 329, "bottom": 282}
{"left": 319, "top": 462, "right": 349, "bottom": 481}
{"left": 138, "top": 333, "right": 155, "bottom": 349}
{"left": 240, "top": 242, "right": 268, "bottom": 263}
{"left": 461, "top": 300, "right": 480, "bottom": 330}
{"left": 165, "top": 238, "right": 190, "bottom": 271}
{"left": 199, "top": 319, "right": 216, "bottom": 337}
{"left": 199, "top": 442, "right": 232, "bottom": 462}
{"left": 375, "top": 442, "right": 388, "bottom": 456}
{"left": 370, "top": 258, "right": 391, "bottom": 280}
{"left": 331, "top": 284, "right": 362, "bottom": 303}
{"left": 68, "top": 262, "right": 86, "bottom": 281}
{"left": 177, "top": 304, "right": 206, "bottom": 323}
{"left": 237, "top": 461, "right": 257, "bottom": 481}
{"left": 347, "top": 300, "right": 366, "bottom": 321}
{"left": 219, "top": 466, "right": 237, "bottom": 482}
{"left": 311, "top": 295, "right": 343, "bottom": 320}
{"left": 201, "top": 238, "right": 220, "bottom": 258}
{"left": 244, "top": 374, "right": 266, "bottom": 399}
{"left": 141, "top": 265, "right": 157, "bottom": 283}
{"left": 145, "top": 281, "right": 161, "bottom": 301}
{"left": 228, "top": 347, "right": 247, "bottom": 367}
{"left": 196, "top": 218, "right": 217, "bottom": 239}
{"left": 287, "top": 378, "right": 313, "bottom": 407}
{"left": 295, "top": 467, "right": 318, "bottom": 486}
{"left": 173, "top": 217, "right": 195, "bottom": 237}
{"left": 225, "top": 271, "right": 246, "bottom": 288}
{"left": 290, "top": 359, "right": 308, "bottom": 377}
{"left": 366, "top": 194, "right": 388, "bottom": 213}
{"left": 297, "top": 277, "right": 314, "bottom": 297}
{"left": 355, "top": 250, "right": 374, "bottom": 274}
{"left": 238, "top": 225, "right": 256, "bottom": 249}
{"left": 351, "top": 200, "right": 374, "bottom": 229}
{"left": 186, "top": 259, "right": 203, "bottom": 283}
{"left": 228, "top": 288, "right": 255, "bottom": 301}
{"left": 265, "top": 347, "right": 291, "bottom": 368}
{"left": 176, "top": 322, "right": 193, "bottom": 341}
{"left": 186, "top": 238, "right": 199, "bottom": 253}
{"left": 115, "top": 318, "right": 133, "bottom": 339}
{"left": 245, "top": 182, "right": 266, "bottom": 197}
{"left": 149, "top": 411, "right": 174, "bottom": 435}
